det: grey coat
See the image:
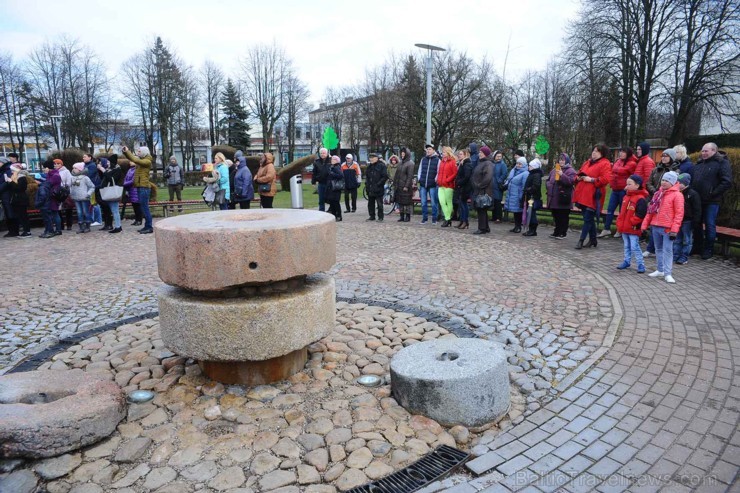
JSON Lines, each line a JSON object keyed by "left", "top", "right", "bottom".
{"left": 70, "top": 171, "right": 95, "bottom": 201}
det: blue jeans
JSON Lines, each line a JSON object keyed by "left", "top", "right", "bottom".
{"left": 603, "top": 189, "right": 625, "bottom": 231}
{"left": 92, "top": 204, "right": 102, "bottom": 223}
{"left": 674, "top": 221, "right": 692, "bottom": 261}
{"left": 622, "top": 233, "right": 644, "bottom": 268}
{"left": 137, "top": 187, "right": 152, "bottom": 228}
{"left": 460, "top": 200, "right": 469, "bottom": 222}
{"left": 419, "top": 186, "right": 438, "bottom": 221}
{"left": 317, "top": 183, "right": 326, "bottom": 212}
{"left": 652, "top": 227, "right": 674, "bottom": 276}
{"left": 702, "top": 203, "right": 719, "bottom": 255}
{"left": 108, "top": 201, "right": 121, "bottom": 228}
{"left": 74, "top": 200, "right": 91, "bottom": 224}
{"left": 580, "top": 208, "right": 597, "bottom": 241}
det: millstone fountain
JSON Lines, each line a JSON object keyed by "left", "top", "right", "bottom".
{"left": 154, "top": 209, "right": 336, "bottom": 385}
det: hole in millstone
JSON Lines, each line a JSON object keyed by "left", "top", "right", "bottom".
{"left": 437, "top": 352, "right": 459, "bottom": 362}
{"left": 17, "top": 391, "right": 74, "bottom": 404}
{"left": 248, "top": 262, "right": 258, "bottom": 270}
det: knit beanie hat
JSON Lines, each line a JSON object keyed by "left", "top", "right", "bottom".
{"left": 662, "top": 148, "right": 677, "bottom": 161}
{"left": 516, "top": 157, "right": 527, "bottom": 166}
{"left": 677, "top": 173, "right": 691, "bottom": 186}
{"left": 53, "top": 159, "right": 64, "bottom": 166}
{"left": 99, "top": 158, "right": 109, "bottom": 169}
{"left": 662, "top": 171, "right": 678, "bottom": 185}
{"left": 43, "top": 160, "right": 55, "bottom": 169}
{"left": 528, "top": 159, "right": 541, "bottom": 170}
{"left": 72, "top": 162, "right": 85, "bottom": 173}
{"left": 628, "top": 174, "right": 643, "bottom": 187}
{"left": 480, "top": 146, "right": 492, "bottom": 157}
{"left": 109, "top": 154, "right": 118, "bottom": 166}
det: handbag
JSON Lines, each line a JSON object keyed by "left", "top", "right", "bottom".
{"left": 258, "top": 183, "right": 271, "bottom": 193}
{"left": 474, "top": 194, "right": 492, "bottom": 209}
{"left": 331, "top": 178, "right": 345, "bottom": 191}
{"left": 100, "top": 185, "right": 123, "bottom": 202}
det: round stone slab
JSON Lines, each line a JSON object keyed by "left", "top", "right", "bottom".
{"left": 159, "top": 273, "right": 335, "bottom": 362}
{"left": 390, "top": 338, "right": 510, "bottom": 427}
{"left": 154, "top": 209, "right": 336, "bottom": 291}
{"left": 0, "top": 370, "right": 126, "bottom": 459}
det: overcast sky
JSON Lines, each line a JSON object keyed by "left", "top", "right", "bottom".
{"left": 1, "top": 0, "right": 581, "bottom": 108}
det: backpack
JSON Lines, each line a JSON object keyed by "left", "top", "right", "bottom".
{"left": 52, "top": 185, "right": 70, "bottom": 202}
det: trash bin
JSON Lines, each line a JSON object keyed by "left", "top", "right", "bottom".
{"left": 290, "top": 175, "right": 303, "bottom": 209}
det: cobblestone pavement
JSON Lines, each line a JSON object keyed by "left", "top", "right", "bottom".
{"left": 1, "top": 205, "right": 738, "bottom": 492}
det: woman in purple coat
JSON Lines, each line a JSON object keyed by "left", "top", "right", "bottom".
{"left": 122, "top": 162, "right": 143, "bottom": 226}
{"left": 546, "top": 153, "right": 577, "bottom": 239}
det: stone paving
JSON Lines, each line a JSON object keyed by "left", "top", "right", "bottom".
{"left": 0, "top": 204, "right": 738, "bottom": 492}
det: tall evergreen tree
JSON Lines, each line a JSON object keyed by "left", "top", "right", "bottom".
{"left": 220, "top": 79, "right": 251, "bottom": 150}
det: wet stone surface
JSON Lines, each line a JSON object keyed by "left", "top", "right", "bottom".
{"left": 3, "top": 304, "right": 532, "bottom": 492}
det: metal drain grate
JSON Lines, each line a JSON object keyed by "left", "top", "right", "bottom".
{"left": 346, "top": 445, "right": 470, "bottom": 493}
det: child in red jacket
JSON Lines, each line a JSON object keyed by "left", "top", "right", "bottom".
{"left": 616, "top": 175, "right": 650, "bottom": 273}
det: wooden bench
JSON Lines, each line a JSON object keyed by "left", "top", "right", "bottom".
{"left": 716, "top": 226, "right": 740, "bottom": 256}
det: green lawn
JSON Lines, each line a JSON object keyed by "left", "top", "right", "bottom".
{"left": 178, "top": 184, "right": 321, "bottom": 209}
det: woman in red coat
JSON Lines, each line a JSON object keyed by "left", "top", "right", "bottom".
{"left": 573, "top": 144, "right": 612, "bottom": 249}
{"left": 437, "top": 147, "right": 458, "bottom": 227}
{"left": 599, "top": 146, "right": 637, "bottom": 238}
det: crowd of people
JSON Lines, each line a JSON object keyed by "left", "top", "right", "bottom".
{"left": 0, "top": 146, "right": 280, "bottom": 237}
{"left": 309, "top": 141, "right": 733, "bottom": 283}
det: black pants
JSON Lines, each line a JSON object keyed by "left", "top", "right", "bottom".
{"left": 368, "top": 195, "right": 383, "bottom": 220}
{"left": 260, "top": 195, "right": 274, "bottom": 208}
{"left": 551, "top": 209, "right": 570, "bottom": 236}
{"left": 168, "top": 184, "right": 182, "bottom": 201}
{"left": 128, "top": 202, "right": 142, "bottom": 222}
{"left": 58, "top": 208, "right": 73, "bottom": 228}
{"left": 3, "top": 203, "right": 19, "bottom": 235}
{"left": 344, "top": 188, "right": 358, "bottom": 211}
{"left": 513, "top": 212, "right": 522, "bottom": 229}
{"left": 476, "top": 208, "right": 489, "bottom": 232}
{"left": 492, "top": 201, "right": 503, "bottom": 221}
{"left": 12, "top": 205, "right": 29, "bottom": 233}
{"left": 236, "top": 201, "right": 251, "bottom": 209}
{"left": 327, "top": 200, "right": 342, "bottom": 220}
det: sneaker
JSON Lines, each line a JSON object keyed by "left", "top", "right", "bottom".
{"left": 648, "top": 270, "right": 664, "bottom": 278}
{"left": 597, "top": 230, "right": 611, "bottom": 238}
{"left": 3, "top": 232, "right": 18, "bottom": 238}
{"left": 90, "top": 221, "right": 102, "bottom": 226}
{"left": 377, "top": 218, "right": 384, "bottom": 222}
{"left": 18, "top": 232, "right": 32, "bottom": 238}
{"left": 420, "top": 219, "right": 428, "bottom": 224}
{"left": 665, "top": 275, "right": 676, "bottom": 284}
{"left": 432, "top": 221, "right": 437, "bottom": 225}
{"left": 637, "top": 265, "right": 646, "bottom": 273}
{"left": 138, "top": 228, "right": 154, "bottom": 234}
{"left": 613, "top": 232, "right": 622, "bottom": 238}
{"left": 675, "top": 258, "right": 688, "bottom": 265}
{"left": 616, "top": 261, "right": 630, "bottom": 270}
{"left": 642, "top": 251, "right": 652, "bottom": 258}
{"left": 53, "top": 231, "right": 62, "bottom": 236}
{"left": 701, "top": 252, "right": 712, "bottom": 260}
{"left": 109, "top": 227, "right": 122, "bottom": 234}
{"left": 39, "top": 232, "right": 54, "bottom": 238}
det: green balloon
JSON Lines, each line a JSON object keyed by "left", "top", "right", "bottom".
{"left": 535, "top": 135, "right": 550, "bottom": 155}
{"left": 323, "top": 127, "right": 339, "bottom": 150}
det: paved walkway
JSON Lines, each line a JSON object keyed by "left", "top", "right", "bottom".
{"left": 1, "top": 203, "right": 738, "bottom": 492}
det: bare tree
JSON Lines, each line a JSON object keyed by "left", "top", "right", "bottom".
{"left": 241, "top": 42, "right": 291, "bottom": 152}
{"left": 0, "top": 53, "right": 25, "bottom": 156}
{"left": 665, "top": 0, "right": 740, "bottom": 144}
{"left": 281, "top": 72, "right": 310, "bottom": 162}
{"left": 200, "top": 60, "right": 223, "bottom": 147}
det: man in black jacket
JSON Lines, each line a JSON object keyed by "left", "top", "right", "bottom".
{"left": 692, "top": 143, "right": 733, "bottom": 259}
{"left": 417, "top": 145, "right": 440, "bottom": 224}
{"left": 311, "top": 148, "right": 332, "bottom": 212}
{"left": 365, "top": 154, "right": 389, "bottom": 222}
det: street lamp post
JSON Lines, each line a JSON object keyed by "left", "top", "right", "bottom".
{"left": 50, "top": 115, "right": 63, "bottom": 151}
{"left": 414, "top": 43, "right": 446, "bottom": 147}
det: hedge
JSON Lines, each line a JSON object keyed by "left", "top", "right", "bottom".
{"left": 684, "top": 133, "right": 740, "bottom": 153}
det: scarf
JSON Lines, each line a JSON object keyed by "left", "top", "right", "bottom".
{"left": 647, "top": 187, "right": 665, "bottom": 215}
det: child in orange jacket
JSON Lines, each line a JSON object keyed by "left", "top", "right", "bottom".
{"left": 641, "top": 171, "right": 685, "bottom": 284}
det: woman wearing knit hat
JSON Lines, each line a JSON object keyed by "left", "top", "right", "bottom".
{"left": 674, "top": 173, "right": 701, "bottom": 265}
{"left": 504, "top": 157, "right": 530, "bottom": 233}
{"left": 640, "top": 171, "right": 684, "bottom": 283}
{"left": 521, "top": 159, "right": 543, "bottom": 236}
{"left": 470, "top": 146, "right": 495, "bottom": 234}
{"left": 70, "top": 162, "right": 95, "bottom": 233}
{"left": 546, "top": 153, "right": 577, "bottom": 238}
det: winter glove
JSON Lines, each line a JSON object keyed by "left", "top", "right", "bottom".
{"left": 669, "top": 232, "right": 677, "bottom": 241}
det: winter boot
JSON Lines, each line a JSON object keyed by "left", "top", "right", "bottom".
{"left": 76, "top": 223, "right": 85, "bottom": 234}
